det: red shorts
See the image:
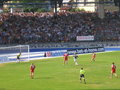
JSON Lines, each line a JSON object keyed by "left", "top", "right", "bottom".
{"left": 112, "top": 69, "right": 116, "bottom": 73}
{"left": 64, "top": 58, "right": 68, "bottom": 61}
{"left": 92, "top": 56, "right": 95, "bottom": 58}
{"left": 30, "top": 69, "right": 34, "bottom": 73}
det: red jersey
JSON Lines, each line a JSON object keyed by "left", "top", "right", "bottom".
{"left": 30, "top": 65, "right": 36, "bottom": 72}
{"left": 111, "top": 64, "right": 116, "bottom": 73}
{"left": 64, "top": 53, "right": 69, "bottom": 61}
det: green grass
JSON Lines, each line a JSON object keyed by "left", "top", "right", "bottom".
{"left": 0, "top": 51, "right": 120, "bottom": 90}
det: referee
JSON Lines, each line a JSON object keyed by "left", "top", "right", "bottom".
{"left": 80, "top": 68, "right": 86, "bottom": 84}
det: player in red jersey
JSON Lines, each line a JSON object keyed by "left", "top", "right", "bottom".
{"left": 111, "top": 62, "right": 118, "bottom": 78}
{"left": 30, "top": 63, "right": 36, "bottom": 79}
{"left": 63, "top": 53, "right": 69, "bottom": 64}
{"left": 91, "top": 52, "right": 96, "bottom": 61}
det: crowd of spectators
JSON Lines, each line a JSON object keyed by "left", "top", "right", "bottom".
{"left": 0, "top": 11, "right": 120, "bottom": 47}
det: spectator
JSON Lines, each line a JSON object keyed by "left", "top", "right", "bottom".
{"left": 0, "top": 11, "right": 120, "bottom": 46}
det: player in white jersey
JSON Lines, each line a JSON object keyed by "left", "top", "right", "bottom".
{"left": 73, "top": 53, "right": 79, "bottom": 65}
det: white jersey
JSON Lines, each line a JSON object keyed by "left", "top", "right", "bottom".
{"left": 73, "top": 54, "right": 79, "bottom": 65}
{"left": 73, "top": 54, "right": 78, "bottom": 59}
{"left": 73, "top": 54, "right": 78, "bottom": 61}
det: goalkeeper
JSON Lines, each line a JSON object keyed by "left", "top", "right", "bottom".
{"left": 17, "top": 52, "right": 21, "bottom": 63}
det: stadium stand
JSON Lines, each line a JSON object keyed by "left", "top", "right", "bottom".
{"left": 0, "top": 11, "right": 120, "bottom": 47}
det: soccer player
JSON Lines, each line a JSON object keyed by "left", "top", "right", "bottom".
{"left": 73, "top": 53, "right": 79, "bottom": 65}
{"left": 111, "top": 62, "right": 118, "bottom": 78}
{"left": 63, "top": 52, "right": 69, "bottom": 64}
{"left": 30, "top": 63, "right": 36, "bottom": 79}
{"left": 80, "top": 68, "right": 86, "bottom": 84}
{"left": 91, "top": 52, "right": 96, "bottom": 61}
{"left": 17, "top": 52, "right": 21, "bottom": 63}
{"left": 44, "top": 52, "right": 47, "bottom": 57}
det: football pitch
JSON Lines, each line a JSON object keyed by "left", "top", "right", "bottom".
{"left": 0, "top": 51, "right": 120, "bottom": 90}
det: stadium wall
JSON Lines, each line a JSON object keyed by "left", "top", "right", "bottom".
{"left": 0, "top": 47, "right": 104, "bottom": 63}
{"left": 105, "top": 46, "right": 120, "bottom": 51}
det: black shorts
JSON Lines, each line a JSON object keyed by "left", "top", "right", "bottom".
{"left": 17, "top": 57, "right": 20, "bottom": 59}
{"left": 80, "top": 74, "right": 85, "bottom": 78}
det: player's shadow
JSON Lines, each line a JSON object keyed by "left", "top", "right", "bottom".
{"left": 35, "top": 77, "right": 53, "bottom": 79}
{"left": 87, "top": 82, "right": 101, "bottom": 84}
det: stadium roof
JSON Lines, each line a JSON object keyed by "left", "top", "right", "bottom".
{"left": 0, "top": 0, "right": 114, "bottom": 5}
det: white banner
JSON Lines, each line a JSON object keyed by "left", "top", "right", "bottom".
{"left": 76, "top": 36, "right": 94, "bottom": 41}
